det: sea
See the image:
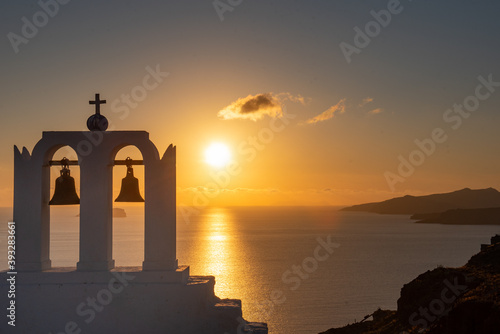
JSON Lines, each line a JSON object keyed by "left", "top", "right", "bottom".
{"left": 0, "top": 206, "right": 498, "bottom": 334}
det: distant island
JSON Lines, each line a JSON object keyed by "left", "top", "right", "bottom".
{"left": 113, "top": 208, "right": 127, "bottom": 218}
{"left": 319, "top": 235, "right": 500, "bottom": 334}
{"left": 412, "top": 207, "right": 500, "bottom": 225}
{"left": 341, "top": 188, "right": 500, "bottom": 225}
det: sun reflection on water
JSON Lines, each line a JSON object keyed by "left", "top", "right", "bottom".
{"left": 192, "top": 207, "right": 237, "bottom": 295}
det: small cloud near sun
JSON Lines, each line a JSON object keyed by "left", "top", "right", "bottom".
{"left": 276, "top": 92, "right": 308, "bottom": 105}
{"left": 218, "top": 92, "right": 307, "bottom": 121}
{"left": 303, "top": 97, "right": 383, "bottom": 125}
{"left": 359, "top": 97, "right": 373, "bottom": 107}
{"left": 304, "top": 99, "right": 346, "bottom": 125}
{"left": 369, "top": 108, "right": 383, "bottom": 114}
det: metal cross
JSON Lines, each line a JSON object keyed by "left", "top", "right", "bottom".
{"left": 89, "top": 93, "right": 107, "bottom": 115}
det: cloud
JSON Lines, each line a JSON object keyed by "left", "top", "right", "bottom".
{"left": 217, "top": 92, "right": 306, "bottom": 121}
{"left": 304, "top": 99, "right": 346, "bottom": 124}
{"left": 276, "top": 92, "right": 308, "bottom": 105}
{"left": 359, "top": 97, "right": 373, "bottom": 107}
{"left": 218, "top": 93, "right": 282, "bottom": 121}
{"left": 359, "top": 97, "right": 383, "bottom": 115}
{"left": 369, "top": 108, "right": 383, "bottom": 114}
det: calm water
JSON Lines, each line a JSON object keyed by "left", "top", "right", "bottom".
{"left": 0, "top": 206, "right": 498, "bottom": 334}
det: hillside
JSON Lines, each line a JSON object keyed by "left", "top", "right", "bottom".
{"left": 319, "top": 235, "right": 500, "bottom": 334}
{"left": 341, "top": 188, "right": 500, "bottom": 215}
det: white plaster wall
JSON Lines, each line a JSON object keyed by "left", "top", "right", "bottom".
{"left": 0, "top": 269, "right": 244, "bottom": 334}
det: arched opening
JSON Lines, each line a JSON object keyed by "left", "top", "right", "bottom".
{"left": 112, "top": 145, "right": 145, "bottom": 267}
{"left": 49, "top": 145, "right": 80, "bottom": 267}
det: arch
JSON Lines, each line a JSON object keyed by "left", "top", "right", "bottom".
{"left": 112, "top": 144, "right": 145, "bottom": 198}
{"left": 49, "top": 145, "right": 80, "bottom": 267}
{"left": 14, "top": 131, "right": 177, "bottom": 272}
{"left": 112, "top": 145, "right": 145, "bottom": 267}
{"left": 26, "top": 137, "right": 85, "bottom": 271}
{"left": 31, "top": 131, "right": 160, "bottom": 166}
{"left": 108, "top": 140, "right": 159, "bottom": 166}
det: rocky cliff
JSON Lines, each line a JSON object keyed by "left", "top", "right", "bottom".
{"left": 320, "top": 235, "right": 500, "bottom": 334}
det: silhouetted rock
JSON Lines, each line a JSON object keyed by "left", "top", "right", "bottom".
{"left": 319, "top": 309, "right": 401, "bottom": 334}
{"left": 319, "top": 236, "right": 500, "bottom": 334}
{"left": 341, "top": 188, "right": 500, "bottom": 215}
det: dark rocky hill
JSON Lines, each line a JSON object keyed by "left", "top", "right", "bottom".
{"left": 319, "top": 235, "right": 500, "bottom": 334}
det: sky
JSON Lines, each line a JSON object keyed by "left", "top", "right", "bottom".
{"left": 0, "top": 0, "right": 499, "bottom": 207}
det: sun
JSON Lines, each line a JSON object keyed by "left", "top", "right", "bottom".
{"left": 205, "top": 143, "right": 231, "bottom": 167}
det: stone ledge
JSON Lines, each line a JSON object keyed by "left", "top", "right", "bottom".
{"left": 0, "top": 265, "right": 190, "bottom": 285}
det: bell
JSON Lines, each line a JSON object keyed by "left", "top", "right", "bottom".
{"left": 49, "top": 164, "right": 80, "bottom": 205}
{"left": 115, "top": 165, "right": 145, "bottom": 202}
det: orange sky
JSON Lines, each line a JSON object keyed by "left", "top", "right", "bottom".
{"left": 1, "top": 1, "right": 499, "bottom": 207}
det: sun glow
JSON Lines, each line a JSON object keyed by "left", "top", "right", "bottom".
{"left": 204, "top": 143, "right": 231, "bottom": 167}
